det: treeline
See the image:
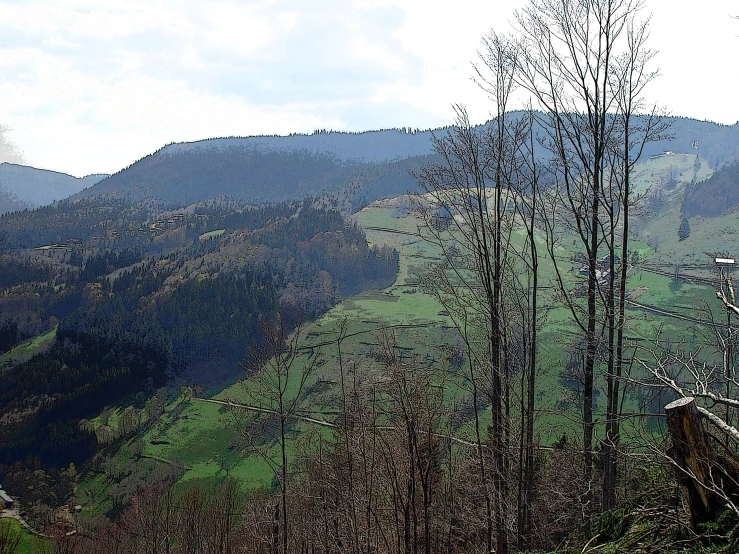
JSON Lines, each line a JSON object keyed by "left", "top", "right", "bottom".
{"left": 77, "top": 247, "right": 143, "bottom": 279}
{"left": 0, "top": 321, "right": 28, "bottom": 353}
{"left": 0, "top": 197, "right": 151, "bottom": 249}
{"left": 0, "top": 256, "right": 58, "bottom": 289}
{"left": 87, "top": 267, "right": 279, "bottom": 362}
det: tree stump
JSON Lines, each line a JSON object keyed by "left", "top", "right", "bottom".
{"left": 665, "top": 397, "right": 736, "bottom": 527}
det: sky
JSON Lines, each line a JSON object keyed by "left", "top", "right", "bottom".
{"left": 0, "top": 0, "right": 737, "bottom": 177}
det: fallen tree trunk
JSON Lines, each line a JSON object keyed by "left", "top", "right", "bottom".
{"left": 665, "top": 396, "right": 739, "bottom": 527}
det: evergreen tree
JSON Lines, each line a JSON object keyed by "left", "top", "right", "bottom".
{"left": 678, "top": 217, "right": 691, "bottom": 241}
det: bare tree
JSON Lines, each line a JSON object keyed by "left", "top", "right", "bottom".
{"left": 238, "top": 317, "right": 319, "bottom": 554}
{"left": 118, "top": 479, "right": 175, "bottom": 554}
{"left": 514, "top": 0, "right": 662, "bottom": 516}
{"left": 413, "top": 99, "right": 523, "bottom": 552}
{"left": 0, "top": 519, "right": 22, "bottom": 554}
{"left": 602, "top": 16, "right": 669, "bottom": 510}
{"left": 509, "top": 107, "right": 544, "bottom": 547}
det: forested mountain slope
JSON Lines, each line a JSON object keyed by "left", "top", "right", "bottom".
{"left": 682, "top": 159, "right": 739, "bottom": 217}
{"left": 654, "top": 116, "right": 739, "bottom": 168}
{"left": 74, "top": 130, "right": 438, "bottom": 209}
{"left": 69, "top": 117, "right": 739, "bottom": 211}
{"left": 0, "top": 197, "right": 397, "bottom": 472}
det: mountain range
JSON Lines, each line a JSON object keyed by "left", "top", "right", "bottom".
{"left": 71, "top": 115, "right": 739, "bottom": 210}
{"left": 0, "top": 163, "right": 107, "bottom": 214}
{"left": 4, "top": 116, "right": 739, "bottom": 215}
{"left": 72, "top": 129, "right": 438, "bottom": 209}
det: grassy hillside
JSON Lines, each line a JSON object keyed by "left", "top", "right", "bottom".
{"left": 74, "top": 171, "right": 726, "bottom": 515}
{"left": 76, "top": 198, "right": 453, "bottom": 514}
{"left": 634, "top": 152, "right": 739, "bottom": 267}
{"left": 0, "top": 327, "right": 57, "bottom": 370}
{"left": 0, "top": 518, "right": 48, "bottom": 553}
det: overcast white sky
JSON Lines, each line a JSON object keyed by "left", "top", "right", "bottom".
{"left": 0, "top": 0, "right": 736, "bottom": 177}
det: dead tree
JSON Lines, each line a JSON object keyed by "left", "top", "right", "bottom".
{"left": 636, "top": 275, "right": 739, "bottom": 529}
{"left": 665, "top": 397, "right": 739, "bottom": 526}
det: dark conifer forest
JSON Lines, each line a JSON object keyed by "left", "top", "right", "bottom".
{"left": 0, "top": 196, "right": 398, "bottom": 514}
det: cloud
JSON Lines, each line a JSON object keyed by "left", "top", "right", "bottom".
{"left": 1, "top": 0, "right": 737, "bottom": 176}
{"left": 0, "top": 0, "right": 444, "bottom": 175}
{"left": 0, "top": 125, "right": 25, "bottom": 165}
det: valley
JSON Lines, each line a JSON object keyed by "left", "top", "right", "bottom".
{"left": 0, "top": 118, "right": 738, "bottom": 552}
{"left": 4, "top": 0, "right": 739, "bottom": 550}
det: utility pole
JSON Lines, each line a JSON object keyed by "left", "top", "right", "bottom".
{"left": 716, "top": 257, "right": 736, "bottom": 436}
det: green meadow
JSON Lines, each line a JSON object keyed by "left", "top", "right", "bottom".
{"left": 0, "top": 518, "right": 48, "bottom": 554}
{"left": 199, "top": 228, "right": 226, "bottom": 241}
{"left": 0, "top": 326, "right": 57, "bottom": 370}
{"left": 77, "top": 155, "right": 731, "bottom": 513}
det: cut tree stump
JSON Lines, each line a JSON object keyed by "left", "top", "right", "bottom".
{"left": 665, "top": 396, "right": 739, "bottom": 527}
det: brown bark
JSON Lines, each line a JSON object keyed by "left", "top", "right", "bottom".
{"left": 665, "top": 397, "right": 739, "bottom": 527}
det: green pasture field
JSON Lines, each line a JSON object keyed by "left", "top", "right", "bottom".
{"left": 77, "top": 157, "right": 733, "bottom": 514}
{"left": 0, "top": 518, "right": 48, "bottom": 554}
{"left": 0, "top": 326, "right": 57, "bottom": 370}
{"left": 199, "top": 229, "right": 226, "bottom": 241}
{"left": 630, "top": 152, "right": 713, "bottom": 198}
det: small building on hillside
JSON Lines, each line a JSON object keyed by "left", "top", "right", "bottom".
{"left": 598, "top": 255, "right": 621, "bottom": 269}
